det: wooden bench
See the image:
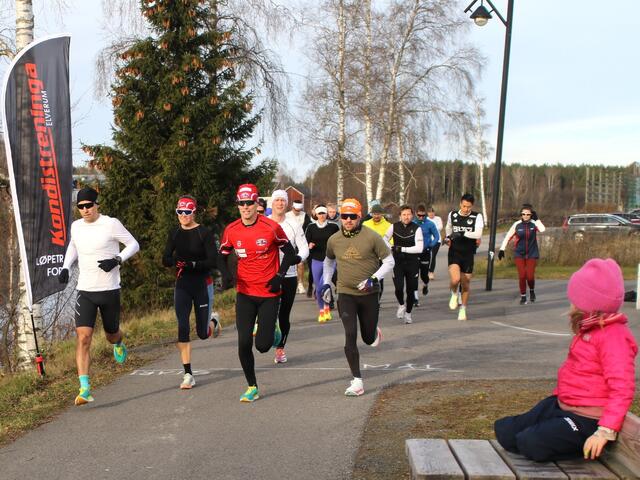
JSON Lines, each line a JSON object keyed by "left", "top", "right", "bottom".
{"left": 406, "top": 413, "right": 640, "bottom": 479}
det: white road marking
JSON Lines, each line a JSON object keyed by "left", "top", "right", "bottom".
{"left": 491, "top": 321, "right": 570, "bottom": 337}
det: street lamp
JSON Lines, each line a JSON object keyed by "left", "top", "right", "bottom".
{"left": 464, "top": 0, "right": 514, "bottom": 291}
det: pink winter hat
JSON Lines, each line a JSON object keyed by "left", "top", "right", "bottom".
{"left": 567, "top": 258, "right": 624, "bottom": 313}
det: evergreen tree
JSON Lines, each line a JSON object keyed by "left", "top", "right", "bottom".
{"left": 84, "top": 0, "right": 275, "bottom": 308}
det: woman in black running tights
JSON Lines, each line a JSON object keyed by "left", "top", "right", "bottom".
{"left": 163, "top": 195, "right": 218, "bottom": 390}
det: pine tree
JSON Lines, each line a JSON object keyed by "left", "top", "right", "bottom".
{"left": 84, "top": 0, "right": 275, "bottom": 308}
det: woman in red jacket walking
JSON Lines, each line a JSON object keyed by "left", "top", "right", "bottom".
{"left": 494, "top": 258, "right": 637, "bottom": 462}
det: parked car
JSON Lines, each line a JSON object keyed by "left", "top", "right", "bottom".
{"left": 610, "top": 212, "right": 640, "bottom": 224}
{"left": 564, "top": 213, "right": 640, "bottom": 240}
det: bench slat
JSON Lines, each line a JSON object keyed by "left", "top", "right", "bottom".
{"left": 600, "top": 412, "right": 640, "bottom": 479}
{"left": 449, "top": 439, "right": 515, "bottom": 479}
{"left": 489, "top": 440, "right": 568, "bottom": 479}
{"left": 555, "top": 458, "right": 619, "bottom": 480}
{"left": 406, "top": 439, "right": 465, "bottom": 480}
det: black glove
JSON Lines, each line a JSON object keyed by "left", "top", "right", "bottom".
{"left": 58, "top": 268, "right": 69, "bottom": 284}
{"left": 498, "top": 250, "right": 505, "bottom": 261}
{"left": 450, "top": 231, "right": 464, "bottom": 240}
{"left": 531, "top": 210, "right": 538, "bottom": 221}
{"left": 97, "top": 257, "right": 121, "bottom": 272}
{"left": 391, "top": 245, "right": 402, "bottom": 254}
{"left": 267, "top": 273, "right": 284, "bottom": 293}
{"left": 294, "top": 255, "right": 302, "bottom": 265}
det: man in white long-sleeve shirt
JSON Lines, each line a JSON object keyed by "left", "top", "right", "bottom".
{"left": 383, "top": 205, "right": 424, "bottom": 324}
{"left": 444, "top": 193, "right": 484, "bottom": 321}
{"left": 59, "top": 186, "right": 140, "bottom": 405}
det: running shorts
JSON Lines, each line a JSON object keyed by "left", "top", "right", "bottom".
{"left": 75, "top": 289, "right": 121, "bottom": 333}
{"left": 448, "top": 249, "right": 474, "bottom": 274}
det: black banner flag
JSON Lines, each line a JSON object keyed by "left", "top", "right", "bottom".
{"left": 2, "top": 35, "right": 72, "bottom": 306}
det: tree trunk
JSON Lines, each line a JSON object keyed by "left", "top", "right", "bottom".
{"left": 15, "top": 0, "right": 34, "bottom": 51}
{"left": 336, "top": 0, "right": 346, "bottom": 203}
{"left": 396, "top": 116, "right": 405, "bottom": 204}
{"left": 363, "top": 0, "right": 374, "bottom": 205}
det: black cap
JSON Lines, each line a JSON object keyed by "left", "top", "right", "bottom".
{"left": 77, "top": 186, "right": 98, "bottom": 204}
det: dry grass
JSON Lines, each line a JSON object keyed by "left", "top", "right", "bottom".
{"left": 353, "top": 380, "right": 640, "bottom": 480}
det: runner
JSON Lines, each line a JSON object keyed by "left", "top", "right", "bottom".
{"left": 58, "top": 186, "right": 140, "bottom": 405}
{"left": 285, "top": 200, "right": 312, "bottom": 294}
{"left": 305, "top": 204, "right": 340, "bottom": 322}
{"left": 498, "top": 205, "right": 546, "bottom": 304}
{"left": 383, "top": 205, "right": 424, "bottom": 324}
{"left": 444, "top": 193, "right": 484, "bottom": 321}
{"left": 162, "top": 195, "right": 218, "bottom": 389}
{"left": 426, "top": 206, "right": 443, "bottom": 279}
{"left": 321, "top": 198, "right": 394, "bottom": 396}
{"left": 326, "top": 202, "right": 340, "bottom": 225}
{"left": 363, "top": 203, "right": 392, "bottom": 299}
{"left": 219, "top": 184, "right": 297, "bottom": 402}
{"left": 414, "top": 204, "right": 440, "bottom": 305}
{"left": 268, "top": 189, "right": 310, "bottom": 363}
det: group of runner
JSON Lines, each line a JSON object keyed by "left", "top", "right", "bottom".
{"left": 60, "top": 185, "right": 545, "bottom": 404}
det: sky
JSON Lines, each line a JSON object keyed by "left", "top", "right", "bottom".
{"left": 1, "top": 0, "right": 639, "bottom": 180}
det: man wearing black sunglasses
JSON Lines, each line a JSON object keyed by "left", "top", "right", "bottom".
{"left": 322, "top": 198, "right": 394, "bottom": 397}
{"left": 59, "top": 186, "right": 139, "bottom": 405}
{"left": 219, "top": 184, "right": 298, "bottom": 402}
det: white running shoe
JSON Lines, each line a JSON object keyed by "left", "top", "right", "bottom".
{"left": 404, "top": 311, "right": 412, "bottom": 324}
{"left": 428, "top": 272, "right": 435, "bottom": 280}
{"left": 371, "top": 327, "right": 383, "bottom": 347}
{"left": 396, "top": 304, "right": 406, "bottom": 318}
{"left": 458, "top": 307, "right": 467, "bottom": 321}
{"left": 180, "top": 373, "right": 196, "bottom": 389}
{"left": 448, "top": 292, "right": 458, "bottom": 310}
{"left": 345, "top": 377, "right": 364, "bottom": 396}
{"left": 296, "top": 283, "right": 306, "bottom": 294}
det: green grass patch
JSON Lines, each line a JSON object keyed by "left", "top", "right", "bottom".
{"left": 0, "top": 289, "right": 237, "bottom": 446}
{"left": 474, "top": 260, "right": 637, "bottom": 280}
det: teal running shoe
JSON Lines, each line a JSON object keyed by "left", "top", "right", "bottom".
{"left": 113, "top": 342, "right": 127, "bottom": 364}
{"left": 240, "top": 386, "right": 260, "bottom": 402}
{"left": 272, "top": 322, "right": 282, "bottom": 348}
{"left": 74, "top": 387, "right": 94, "bottom": 406}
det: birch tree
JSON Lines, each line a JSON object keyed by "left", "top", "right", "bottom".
{"left": 466, "top": 97, "right": 489, "bottom": 220}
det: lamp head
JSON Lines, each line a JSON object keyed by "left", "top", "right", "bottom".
{"left": 470, "top": 4, "right": 491, "bottom": 26}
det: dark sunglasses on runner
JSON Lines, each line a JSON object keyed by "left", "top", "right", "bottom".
{"left": 77, "top": 202, "right": 94, "bottom": 210}
{"left": 521, "top": 213, "right": 531, "bottom": 217}
{"left": 341, "top": 213, "right": 358, "bottom": 220}
{"left": 237, "top": 200, "right": 255, "bottom": 207}
{"left": 416, "top": 213, "right": 426, "bottom": 218}
{"left": 176, "top": 209, "right": 194, "bottom": 216}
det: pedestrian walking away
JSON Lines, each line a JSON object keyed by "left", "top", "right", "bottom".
{"left": 162, "top": 195, "right": 218, "bottom": 389}
{"left": 219, "top": 184, "right": 297, "bottom": 402}
{"left": 494, "top": 258, "right": 637, "bottom": 462}
{"left": 413, "top": 204, "right": 440, "bottom": 304}
{"left": 285, "top": 199, "right": 312, "bottom": 295}
{"left": 363, "top": 203, "right": 392, "bottom": 299}
{"left": 58, "top": 186, "right": 140, "bottom": 405}
{"left": 384, "top": 205, "right": 423, "bottom": 324}
{"left": 444, "top": 193, "right": 484, "bottom": 321}
{"left": 321, "top": 198, "right": 394, "bottom": 397}
{"left": 499, "top": 205, "right": 545, "bottom": 304}
{"left": 305, "top": 204, "right": 340, "bottom": 322}
{"left": 426, "top": 206, "right": 443, "bottom": 279}
{"left": 269, "top": 189, "right": 310, "bottom": 364}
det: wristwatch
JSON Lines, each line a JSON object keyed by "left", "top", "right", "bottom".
{"left": 115, "top": 255, "right": 122, "bottom": 265}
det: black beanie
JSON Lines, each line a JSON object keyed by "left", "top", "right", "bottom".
{"left": 77, "top": 187, "right": 98, "bottom": 204}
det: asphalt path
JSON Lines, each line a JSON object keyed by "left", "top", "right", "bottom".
{"left": 2, "top": 239, "right": 638, "bottom": 479}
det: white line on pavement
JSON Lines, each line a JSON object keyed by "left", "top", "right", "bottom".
{"left": 491, "top": 321, "right": 570, "bottom": 337}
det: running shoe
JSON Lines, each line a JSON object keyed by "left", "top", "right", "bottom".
{"left": 519, "top": 295, "right": 527, "bottom": 305}
{"left": 253, "top": 322, "right": 258, "bottom": 336}
{"left": 529, "top": 290, "right": 536, "bottom": 303}
{"left": 404, "top": 312, "right": 412, "bottom": 324}
{"left": 240, "top": 385, "right": 260, "bottom": 402}
{"left": 448, "top": 291, "right": 458, "bottom": 310}
{"left": 396, "top": 304, "right": 406, "bottom": 319}
{"left": 297, "top": 282, "right": 306, "bottom": 294}
{"left": 180, "top": 373, "right": 196, "bottom": 389}
{"left": 428, "top": 272, "right": 435, "bottom": 280}
{"left": 274, "top": 347, "right": 287, "bottom": 364}
{"left": 457, "top": 306, "right": 467, "bottom": 321}
{"left": 371, "top": 327, "right": 382, "bottom": 347}
{"left": 273, "top": 322, "right": 282, "bottom": 348}
{"left": 323, "top": 306, "right": 332, "bottom": 321}
{"left": 74, "top": 387, "right": 94, "bottom": 406}
{"left": 345, "top": 378, "right": 364, "bottom": 396}
{"left": 210, "top": 312, "right": 222, "bottom": 338}
{"left": 318, "top": 310, "right": 327, "bottom": 323}
{"left": 113, "top": 342, "right": 127, "bottom": 364}
{"left": 422, "top": 285, "right": 429, "bottom": 296}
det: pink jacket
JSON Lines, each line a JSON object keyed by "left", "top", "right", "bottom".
{"left": 554, "top": 313, "right": 637, "bottom": 431}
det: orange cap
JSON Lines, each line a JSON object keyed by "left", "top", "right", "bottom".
{"left": 340, "top": 198, "right": 362, "bottom": 216}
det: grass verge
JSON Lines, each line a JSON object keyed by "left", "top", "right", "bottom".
{"left": 0, "top": 288, "right": 236, "bottom": 446}
{"left": 353, "top": 379, "right": 640, "bottom": 480}
{"left": 473, "top": 260, "right": 637, "bottom": 280}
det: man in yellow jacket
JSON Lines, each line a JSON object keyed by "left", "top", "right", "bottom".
{"left": 362, "top": 203, "right": 391, "bottom": 299}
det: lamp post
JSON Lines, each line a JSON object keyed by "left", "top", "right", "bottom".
{"left": 464, "top": 0, "right": 514, "bottom": 291}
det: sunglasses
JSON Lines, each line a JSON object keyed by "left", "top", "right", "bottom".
{"left": 77, "top": 202, "right": 94, "bottom": 210}
{"left": 521, "top": 213, "right": 531, "bottom": 216}
{"left": 176, "top": 209, "right": 194, "bottom": 215}
{"left": 341, "top": 213, "right": 358, "bottom": 220}
{"left": 416, "top": 213, "right": 426, "bottom": 218}
{"left": 237, "top": 200, "right": 255, "bottom": 207}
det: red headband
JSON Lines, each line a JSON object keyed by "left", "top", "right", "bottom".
{"left": 177, "top": 197, "right": 196, "bottom": 210}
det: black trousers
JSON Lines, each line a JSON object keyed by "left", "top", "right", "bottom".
{"left": 494, "top": 395, "right": 598, "bottom": 462}
{"left": 429, "top": 243, "right": 440, "bottom": 273}
{"left": 277, "top": 276, "right": 297, "bottom": 348}
{"left": 392, "top": 256, "right": 419, "bottom": 313}
{"left": 418, "top": 249, "right": 431, "bottom": 286}
{"left": 337, "top": 292, "right": 379, "bottom": 378}
{"left": 236, "top": 293, "right": 280, "bottom": 386}
{"left": 174, "top": 276, "right": 210, "bottom": 342}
